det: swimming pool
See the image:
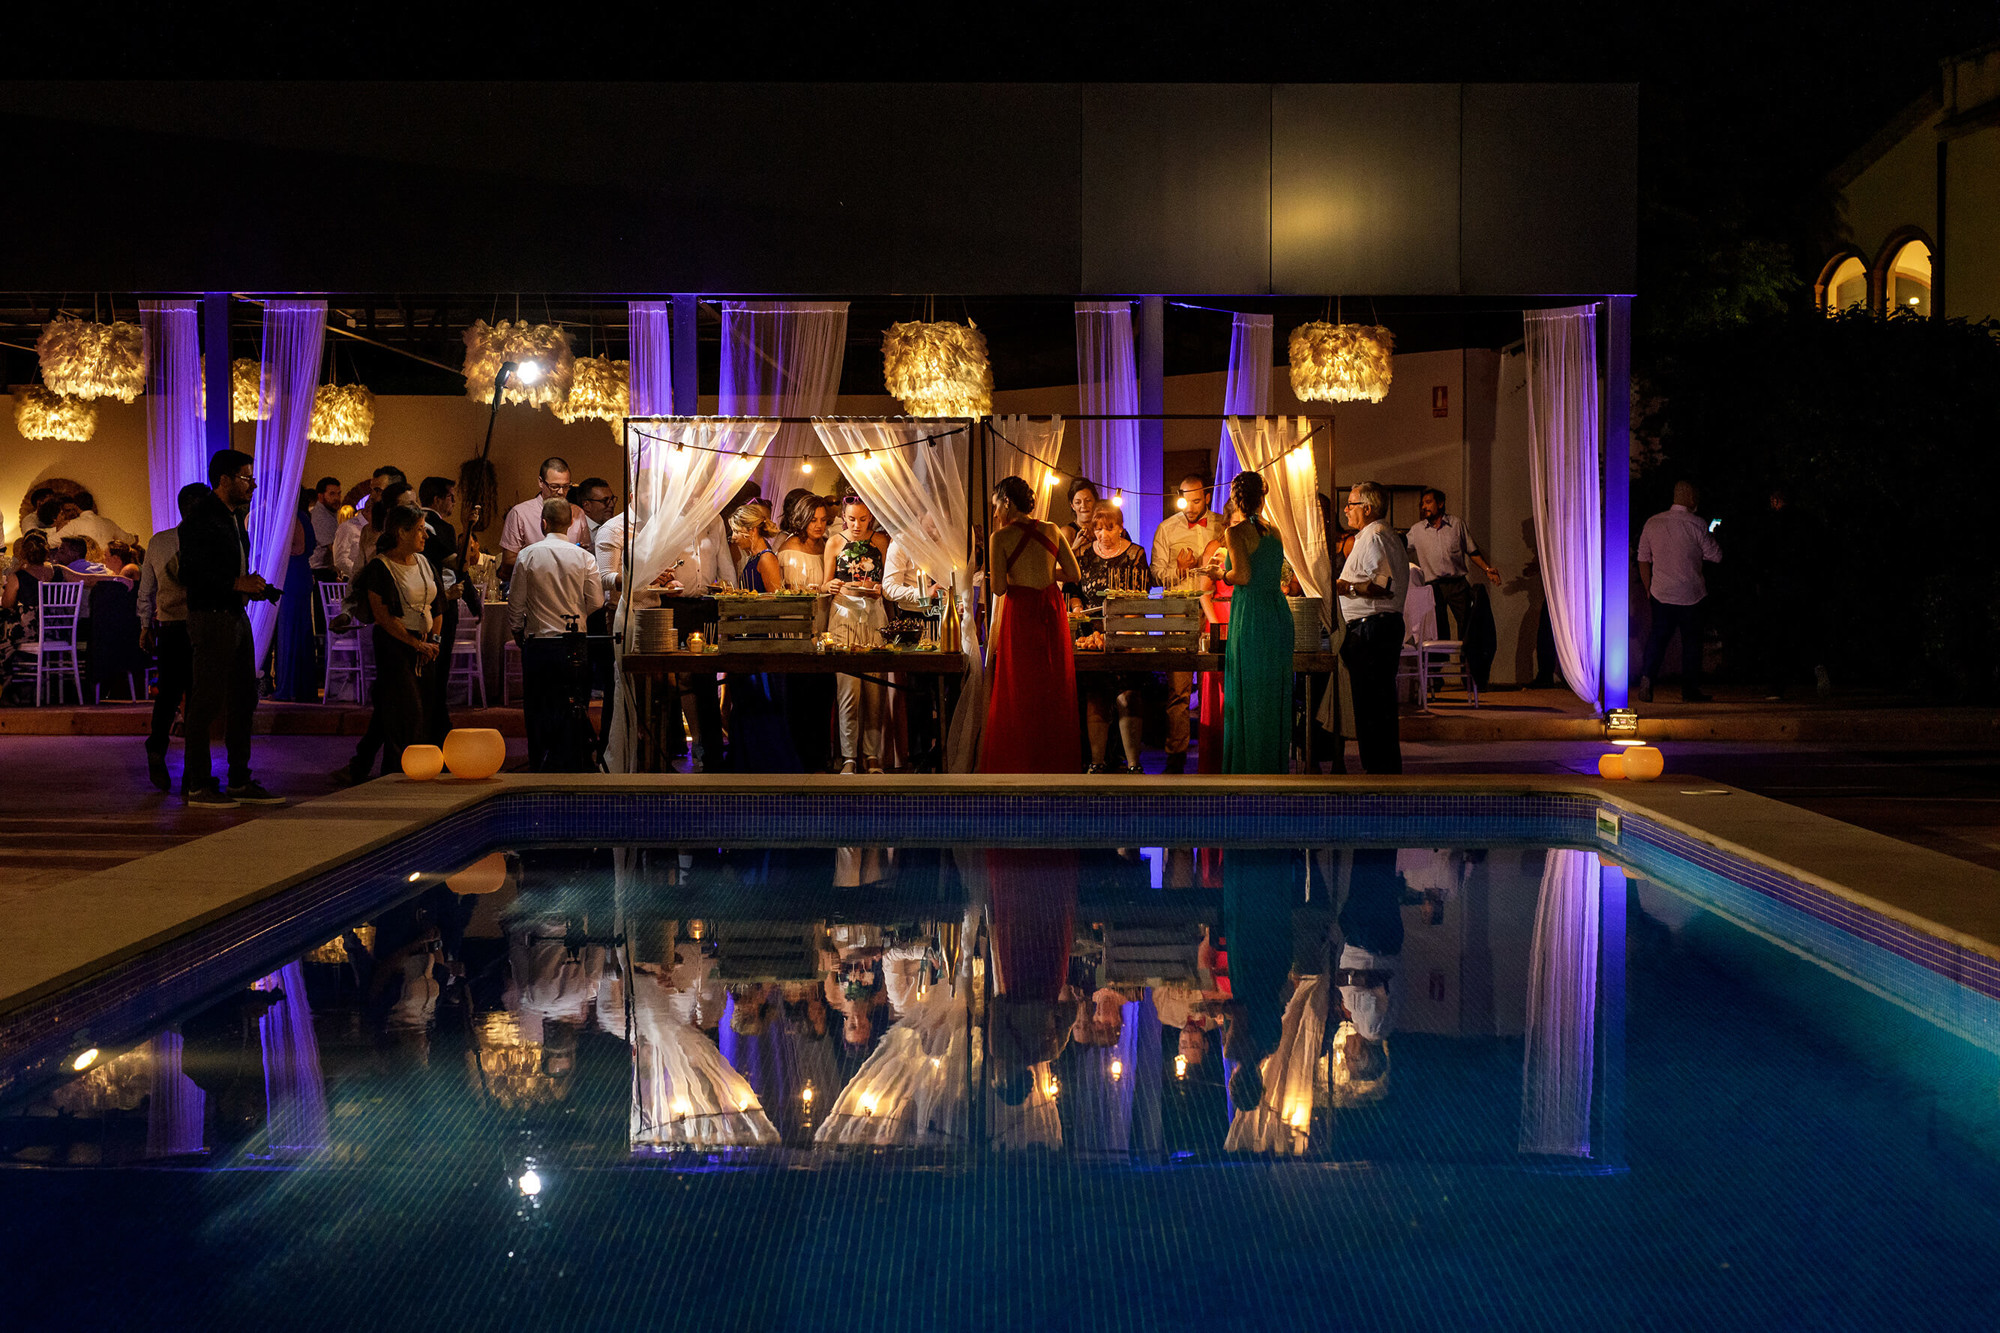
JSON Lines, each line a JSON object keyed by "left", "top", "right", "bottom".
{"left": 5, "top": 788, "right": 2000, "bottom": 1329}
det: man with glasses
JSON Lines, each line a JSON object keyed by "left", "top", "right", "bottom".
{"left": 1334, "top": 482, "right": 1409, "bottom": 775}
{"left": 178, "top": 450, "right": 284, "bottom": 807}
{"left": 1150, "top": 474, "right": 1218, "bottom": 773}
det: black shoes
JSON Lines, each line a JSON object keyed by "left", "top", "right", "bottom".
{"left": 184, "top": 784, "right": 238, "bottom": 809}
{"left": 1164, "top": 753, "right": 1188, "bottom": 775}
{"left": 146, "top": 749, "right": 170, "bottom": 793}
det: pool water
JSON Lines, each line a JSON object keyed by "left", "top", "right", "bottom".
{"left": 6, "top": 839, "right": 2000, "bottom": 1330}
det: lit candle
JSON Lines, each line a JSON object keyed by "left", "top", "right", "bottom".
{"left": 687, "top": 632, "right": 705, "bottom": 652}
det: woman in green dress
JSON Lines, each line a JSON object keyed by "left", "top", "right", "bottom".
{"left": 1214, "top": 470, "right": 1292, "bottom": 774}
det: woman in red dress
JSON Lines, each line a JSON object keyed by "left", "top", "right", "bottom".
{"left": 1195, "top": 496, "right": 1241, "bottom": 774}
{"left": 978, "top": 476, "right": 1084, "bottom": 774}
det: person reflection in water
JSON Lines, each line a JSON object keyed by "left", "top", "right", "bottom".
{"left": 986, "top": 849, "right": 1078, "bottom": 1112}
{"left": 1333, "top": 848, "right": 1405, "bottom": 1101}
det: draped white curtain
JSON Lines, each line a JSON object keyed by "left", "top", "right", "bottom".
{"left": 1226, "top": 415, "right": 1331, "bottom": 623}
{"left": 253, "top": 960, "right": 328, "bottom": 1154}
{"left": 986, "top": 414, "right": 1064, "bottom": 522}
{"left": 814, "top": 418, "right": 982, "bottom": 771}
{"left": 628, "top": 300, "right": 674, "bottom": 416}
{"left": 604, "top": 418, "right": 780, "bottom": 773}
{"left": 1519, "top": 848, "right": 1600, "bottom": 1157}
{"left": 1214, "top": 313, "right": 1273, "bottom": 494}
{"left": 141, "top": 299, "right": 205, "bottom": 540}
{"left": 719, "top": 301, "right": 847, "bottom": 500}
{"left": 1524, "top": 306, "right": 1603, "bottom": 706}
{"left": 1074, "top": 302, "right": 1140, "bottom": 500}
{"left": 245, "top": 299, "right": 325, "bottom": 662}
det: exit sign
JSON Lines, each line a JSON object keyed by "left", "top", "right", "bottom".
{"left": 1432, "top": 386, "right": 1449, "bottom": 418}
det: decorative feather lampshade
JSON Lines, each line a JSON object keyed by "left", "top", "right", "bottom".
{"left": 553, "top": 356, "right": 629, "bottom": 424}
{"left": 1288, "top": 322, "right": 1395, "bottom": 404}
{"left": 461, "top": 320, "right": 574, "bottom": 408}
{"left": 195, "top": 359, "right": 274, "bottom": 422}
{"left": 882, "top": 320, "right": 993, "bottom": 418}
{"left": 36, "top": 317, "right": 147, "bottom": 403}
{"left": 13, "top": 386, "right": 98, "bottom": 442}
{"left": 309, "top": 383, "right": 376, "bottom": 445}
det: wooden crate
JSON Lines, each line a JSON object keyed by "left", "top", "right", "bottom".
{"left": 1102, "top": 595, "right": 1204, "bottom": 652}
{"left": 714, "top": 598, "right": 819, "bottom": 652}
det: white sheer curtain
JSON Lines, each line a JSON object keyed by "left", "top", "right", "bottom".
{"left": 245, "top": 299, "right": 325, "bottom": 662}
{"left": 604, "top": 419, "right": 780, "bottom": 773}
{"left": 1524, "top": 306, "right": 1603, "bottom": 706}
{"left": 814, "top": 418, "right": 982, "bottom": 771}
{"left": 1074, "top": 302, "right": 1140, "bottom": 500}
{"left": 719, "top": 301, "right": 847, "bottom": 500}
{"left": 141, "top": 299, "right": 205, "bottom": 539}
{"left": 986, "top": 414, "right": 1064, "bottom": 521}
{"left": 1519, "top": 848, "right": 1600, "bottom": 1157}
{"left": 628, "top": 300, "right": 674, "bottom": 415}
{"left": 1226, "top": 416, "right": 1331, "bottom": 620}
{"left": 1214, "top": 313, "right": 1273, "bottom": 494}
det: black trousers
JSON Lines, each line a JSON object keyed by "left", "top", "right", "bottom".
{"left": 523, "top": 637, "right": 592, "bottom": 772}
{"left": 1429, "top": 575, "right": 1472, "bottom": 640}
{"left": 1642, "top": 596, "right": 1705, "bottom": 695}
{"left": 423, "top": 601, "right": 458, "bottom": 746}
{"left": 146, "top": 620, "right": 192, "bottom": 757}
{"left": 1338, "top": 613, "right": 1404, "bottom": 775}
{"left": 367, "top": 627, "right": 427, "bottom": 778}
{"left": 183, "top": 609, "right": 257, "bottom": 791}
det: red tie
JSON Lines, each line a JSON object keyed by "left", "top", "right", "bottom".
{"left": 1187, "top": 515, "right": 1208, "bottom": 529}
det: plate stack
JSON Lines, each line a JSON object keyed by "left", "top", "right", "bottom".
{"left": 632, "top": 607, "right": 676, "bottom": 653}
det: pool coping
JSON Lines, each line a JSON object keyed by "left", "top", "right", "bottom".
{"left": 8, "top": 771, "right": 2000, "bottom": 1027}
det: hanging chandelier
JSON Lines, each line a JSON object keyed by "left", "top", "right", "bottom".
{"left": 553, "top": 356, "right": 629, "bottom": 424}
{"left": 196, "top": 359, "right": 274, "bottom": 422}
{"left": 309, "top": 383, "right": 375, "bottom": 446}
{"left": 1288, "top": 321, "right": 1394, "bottom": 404}
{"left": 461, "top": 320, "right": 574, "bottom": 408}
{"left": 36, "top": 316, "right": 147, "bottom": 403}
{"left": 13, "top": 386, "right": 98, "bottom": 442}
{"left": 882, "top": 320, "right": 993, "bottom": 417}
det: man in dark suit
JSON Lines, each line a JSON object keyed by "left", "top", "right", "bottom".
{"left": 418, "top": 476, "right": 473, "bottom": 744}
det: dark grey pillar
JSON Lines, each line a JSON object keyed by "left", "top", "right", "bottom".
{"left": 670, "top": 294, "right": 699, "bottom": 415}
{"left": 203, "top": 292, "right": 231, "bottom": 459}
{"left": 1134, "top": 294, "right": 1166, "bottom": 543}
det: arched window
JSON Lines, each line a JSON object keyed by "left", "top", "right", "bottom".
{"left": 1817, "top": 253, "right": 1869, "bottom": 314}
{"left": 1876, "top": 233, "right": 1933, "bottom": 315}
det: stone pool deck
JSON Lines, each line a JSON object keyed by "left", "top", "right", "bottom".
{"left": 6, "top": 770, "right": 2000, "bottom": 1025}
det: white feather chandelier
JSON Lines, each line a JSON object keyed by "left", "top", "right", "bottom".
{"left": 1288, "top": 322, "right": 1395, "bottom": 404}
{"left": 882, "top": 320, "right": 993, "bottom": 418}
{"left": 461, "top": 320, "right": 574, "bottom": 408}
{"left": 36, "top": 317, "right": 148, "bottom": 403}
{"left": 309, "top": 383, "right": 376, "bottom": 446}
{"left": 553, "top": 356, "right": 629, "bottom": 424}
{"left": 195, "top": 359, "right": 274, "bottom": 423}
{"left": 13, "top": 386, "right": 98, "bottom": 442}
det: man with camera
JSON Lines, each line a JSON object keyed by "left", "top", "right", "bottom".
{"left": 178, "top": 449, "right": 285, "bottom": 808}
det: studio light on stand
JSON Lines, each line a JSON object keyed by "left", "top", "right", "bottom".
{"left": 1604, "top": 708, "right": 1641, "bottom": 746}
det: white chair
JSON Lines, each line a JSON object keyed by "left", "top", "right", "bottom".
{"left": 1397, "top": 580, "right": 1436, "bottom": 709}
{"left": 448, "top": 615, "right": 486, "bottom": 708}
{"left": 500, "top": 638, "right": 522, "bottom": 707}
{"left": 1419, "top": 637, "right": 1480, "bottom": 708}
{"left": 28, "top": 580, "right": 86, "bottom": 706}
{"left": 320, "top": 580, "right": 369, "bottom": 705}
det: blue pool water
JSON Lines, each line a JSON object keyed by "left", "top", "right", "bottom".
{"left": 5, "top": 798, "right": 2000, "bottom": 1330}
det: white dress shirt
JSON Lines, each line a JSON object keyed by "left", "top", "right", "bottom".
{"left": 308, "top": 503, "right": 342, "bottom": 570}
{"left": 501, "top": 494, "right": 591, "bottom": 561}
{"left": 1636, "top": 504, "right": 1722, "bottom": 606}
{"left": 1337, "top": 520, "right": 1409, "bottom": 623}
{"left": 136, "top": 528, "right": 186, "bottom": 625}
{"left": 592, "top": 514, "right": 735, "bottom": 598}
{"left": 332, "top": 512, "right": 369, "bottom": 580}
{"left": 507, "top": 533, "right": 605, "bottom": 639}
{"left": 1150, "top": 510, "right": 1219, "bottom": 585}
{"left": 1406, "top": 514, "right": 1480, "bottom": 583}
{"left": 881, "top": 540, "right": 930, "bottom": 611}
{"left": 51, "top": 509, "right": 136, "bottom": 552}
{"left": 1336, "top": 943, "right": 1399, "bottom": 1042}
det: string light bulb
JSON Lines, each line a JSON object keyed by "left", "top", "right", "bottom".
{"left": 801, "top": 460, "right": 813, "bottom": 474}
{"left": 1177, "top": 497, "right": 1188, "bottom": 511}
{"left": 1111, "top": 490, "right": 1123, "bottom": 506}
{"left": 1175, "top": 1054, "right": 1188, "bottom": 1079}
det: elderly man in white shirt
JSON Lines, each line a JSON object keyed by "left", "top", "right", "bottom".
{"left": 1148, "top": 473, "right": 1219, "bottom": 772}
{"left": 500, "top": 456, "right": 591, "bottom": 579}
{"left": 1636, "top": 480, "right": 1723, "bottom": 703}
{"left": 508, "top": 498, "right": 604, "bottom": 771}
{"left": 1334, "top": 481, "right": 1409, "bottom": 775}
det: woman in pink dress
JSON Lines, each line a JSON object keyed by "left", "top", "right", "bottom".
{"left": 978, "top": 476, "right": 1084, "bottom": 774}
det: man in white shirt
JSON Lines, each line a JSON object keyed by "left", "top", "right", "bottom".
{"left": 334, "top": 465, "right": 405, "bottom": 579}
{"left": 508, "top": 498, "right": 604, "bottom": 771}
{"left": 1149, "top": 474, "right": 1217, "bottom": 773}
{"left": 50, "top": 490, "right": 137, "bottom": 553}
{"left": 593, "top": 511, "right": 733, "bottom": 770}
{"left": 1407, "top": 487, "right": 1501, "bottom": 686}
{"left": 1335, "top": 481, "right": 1409, "bottom": 775}
{"left": 568, "top": 477, "right": 619, "bottom": 741}
{"left": 1636, "top": 480, "right": 1722, "bottom": 703}
{"left": 137, "top": 486, "right": 203, "bottom": 793}
{"left": 307, "top": 476, "right": 344, "bottom": 574}
{"left": 1334, "top": 849, "right": 1403, "bottom": 1101}
{"left": 500, "top": 456, "right": 591, "bottom": 579}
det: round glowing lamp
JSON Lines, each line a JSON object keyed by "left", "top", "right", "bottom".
{"left": 1597, "top": 753, "right": 1626, "bottom": 779}
{"left": 447, "top": 851, "right": 509, "bottom": 896}
{"left": 400, "top": 744, "right": 444, "bottom": 780}
{"left": 442, "top": 727, "right": 507, "bottom": 780}
{"left": 1622, "top": 745, "right": 1665, "bottom": 782}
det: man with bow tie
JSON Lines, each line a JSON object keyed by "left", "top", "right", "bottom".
{"left": 1150, "top": 474, "right": 1218, "bottom": 773}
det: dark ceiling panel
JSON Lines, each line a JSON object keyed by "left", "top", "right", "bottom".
{"left": 1271, "top": 83, "right": 1462, "bottom": 296}
{"left": 1460, "top": 83, "right": 1638, "bottom": 295}
{"left": 1079, "top": 85, "right": 1271, "bottom": 294}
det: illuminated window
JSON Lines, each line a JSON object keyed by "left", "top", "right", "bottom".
{"left": 1885, "top": 239, "right": 1931, "bottom": 315}
{"left": 1819, "top": 254, "right": 1868, "bottom": 314}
